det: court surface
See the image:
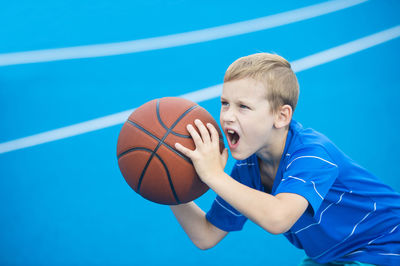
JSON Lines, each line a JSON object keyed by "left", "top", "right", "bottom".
{"left": 1, "top": 0, "right": 399, "bottom": 265}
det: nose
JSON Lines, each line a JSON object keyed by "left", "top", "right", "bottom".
{"left": 220, "top": 107, "right": 235, "bottom": 123}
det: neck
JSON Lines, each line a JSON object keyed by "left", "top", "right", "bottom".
{"left": 256, "top": 127, "right": 289, "bottom": 176}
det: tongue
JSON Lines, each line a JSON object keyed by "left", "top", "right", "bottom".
{"left": 231, "top": 132, "right": 239, "bottom": 145}
{"left": 232, "top": 137, "right": 237, "bottom": 145}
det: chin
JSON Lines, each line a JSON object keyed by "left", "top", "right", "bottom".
{"left": 231, "top": 150, "right": 251, "bottom": 161}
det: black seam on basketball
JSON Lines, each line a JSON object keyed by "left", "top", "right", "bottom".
{"left": 120, "top": 147, "right": 153, "bottom": 195}
{"left": 169, "top": 131, "right": 191, "bottom": 138}
{"left": 119, "top": 120, "right": 191, "bottom": 164}
{"left": 117, "top": 147, "right": 152, "bottom": 159}
{"left": 136, "top": 100, "right": 198, "bottom": 202}
{"left": 118, "top": 147, "right": 180, "bottom": 204}
{"left": 156, "top": 99, "right": 169, "bottom": 131}
{"left": 118, "top": 121, "right": 222, "bottom": 161}
{"left": 156, "top": 99, "right": 224, "bottom": 141}
{"left": 156, "top": 99, "right": 198, "bottom": 138}
{"left": 167, "top": 103, "right": 199, "bottom": 131}
{"left": 154, "top": 149, "right": 181, "bottom": 204}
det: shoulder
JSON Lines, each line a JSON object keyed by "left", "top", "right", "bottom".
{"left": 288, "top": 120, "right": 339, "bottom": 159}
{"left": 289, "top": 120, "right": 332, "bottom": 147}
{"left": 284, "top": 120, "right": 340, "bottom": 171}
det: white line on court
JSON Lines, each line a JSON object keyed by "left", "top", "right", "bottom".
{"left": 0, "top": 0, "right": 366, "bottom": 67}
{"left": 1, "top": 25, "right": 399, "bottom": 155}
{"left": 292, "top": 25, "right": 400, "bottom": 72}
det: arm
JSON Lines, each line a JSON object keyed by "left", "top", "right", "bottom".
{"left": 175, "top": 119, "right": 308, "bottom": 235}
{"left": 204, "top": 173, "right": 308, "bottom": 234}
{"left": 170, "top": 201, "right": 228, "bottom": 250}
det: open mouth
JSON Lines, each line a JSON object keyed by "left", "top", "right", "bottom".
{"left": 226, "top": 129, "right": 240, "bottom": 148}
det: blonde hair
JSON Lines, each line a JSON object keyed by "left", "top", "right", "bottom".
{"left": 224, "top": 53, "right": 299, "bottom": 113}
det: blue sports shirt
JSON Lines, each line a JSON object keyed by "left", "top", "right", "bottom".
{"left": 206, "top": 120, "right": 400, "bottom": 265}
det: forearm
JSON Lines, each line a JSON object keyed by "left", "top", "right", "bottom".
{"left": 205, "top": 172, "right": 306, "bottom": 234}
{"left": 170, "top": 201, "right": 227, "bottom": 249}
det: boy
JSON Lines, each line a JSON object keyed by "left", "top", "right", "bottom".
{"left": 172, "top": 53, "right": 400, "bottom": 265}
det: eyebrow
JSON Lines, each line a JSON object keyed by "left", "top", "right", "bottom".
{"left": 220, "top": 96, "right": 253, "bottom": 106}
{"left": 237, "top": 99, "right": 253, "bottom": 107}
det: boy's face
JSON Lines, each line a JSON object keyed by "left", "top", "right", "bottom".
{"left": 220, "top": 78, "right": 277, "bottom": 160}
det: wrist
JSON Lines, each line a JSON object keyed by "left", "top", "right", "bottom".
{"left": 202, "top": 170, "right": 228, "bottom": 188}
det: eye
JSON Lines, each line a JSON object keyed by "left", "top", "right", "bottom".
{"left": 240, "top": 104, "right": 250, "bottom": 110}
{"left": 221, "top": 101, "right": 229, "bottom": 107}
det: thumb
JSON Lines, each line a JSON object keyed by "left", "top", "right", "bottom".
{"left": 221, "top": 148, "right": 229, "bottom": 168}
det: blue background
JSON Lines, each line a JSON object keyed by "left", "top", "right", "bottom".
{"left": 1, "top": 0, "right": 399, "bottom": 265}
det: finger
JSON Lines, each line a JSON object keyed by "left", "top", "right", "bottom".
{"left": 194, "top": 119, "right": 211, "bottom": 144}
{"left": 186, "top": 124, "right": 203, "bottom": 146}
{"left": 206, "top": 123, "right": 219, "bottom": 146}
{"left": 175, "top": 142, "right": 194, "bottom": 158}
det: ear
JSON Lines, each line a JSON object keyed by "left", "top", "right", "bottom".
{"left": 274, "top": 104, "right": 292, "bottom": 129}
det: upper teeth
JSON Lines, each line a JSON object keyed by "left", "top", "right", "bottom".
{"left": 227, "top": 130, "right": 235, "bottom": 134}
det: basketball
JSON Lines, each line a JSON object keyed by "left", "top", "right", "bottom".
{"left": 116, "top": 97, "right": 224, "bottom": 205}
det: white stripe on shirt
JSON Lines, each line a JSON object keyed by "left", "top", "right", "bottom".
{"left": 294, "top": 192, "right": 346, "bottom": 234}
{"left": 311, "top": 181, "right": 324, "bottom": 200}
{"left": 236, "top": 162, "right": 256, "bottom": 167}
{"left": 368, "top": 224, "right": 400, "bottom": 245}
{"left": 215, "top": 198, "right": 243, "bottom": 217}
{"left": 285, "top": 175, "right": 307, "bottom": 183}
{"left": 286, "top": 156, "right": 338, "bottom": 170}
{"left": 312, "top": 202, "right": 377, "bottom": 260}
{"left": 281, "top": 176, "right": 323, "bottom": 201}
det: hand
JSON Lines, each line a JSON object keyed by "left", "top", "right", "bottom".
{"left": 175, "top": 119, "right": 228, "bottom": 184}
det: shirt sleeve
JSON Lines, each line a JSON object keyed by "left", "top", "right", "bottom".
{"left": 205, "top": 164, "right": 248, "bottom": 232}
{"left": 274, "top": 145, "right": 339, "bottom": 216}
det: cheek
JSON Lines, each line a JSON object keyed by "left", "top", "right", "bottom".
{"left": 246, "top": 119, "right": 272, "bottom": 140}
